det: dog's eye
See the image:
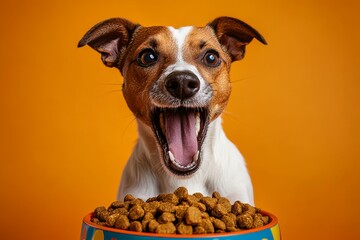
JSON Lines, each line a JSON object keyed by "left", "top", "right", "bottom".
{"left": 137, "top": 49, "right": 158, "bottom": 67}
{"left": 203, "top": 51, "right": 220, "bottom": 67}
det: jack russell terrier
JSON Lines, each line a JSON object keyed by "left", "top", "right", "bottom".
{"left": 78, "top": 17, "right": 266, "bottom": 205}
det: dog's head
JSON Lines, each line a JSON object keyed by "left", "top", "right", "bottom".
{"left": 78, "top": 17, "right": 266, "bottom": 176}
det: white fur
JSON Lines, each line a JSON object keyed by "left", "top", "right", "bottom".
{"left": 117, "top": 27, "right": 254, "bottom": 205}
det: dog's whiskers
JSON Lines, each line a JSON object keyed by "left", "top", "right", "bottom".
{"left": 222, "top": 110, "right": 241, "bottom": 121}
{"left": 120, "top": 116, "right": 137, "bottom": 139}
{"left": 95, "top": 89, "right": 123, "bottom": 99}
{"left": 103, "top": 89, "right": 122, "bottom": 94}
{"left": 101, "top": 82, "right": 123, "bottom": 86}
{"left": 230, "top": 77, "right": 251, "bottom": 83}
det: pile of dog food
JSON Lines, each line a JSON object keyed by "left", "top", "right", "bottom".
{"left": 91, "top": 187, "right": 270, "bottom": 234}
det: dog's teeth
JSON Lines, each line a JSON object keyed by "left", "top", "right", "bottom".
{"left": 195, "top": 112, "right": 201, "bottom": 136}
{"left": 193, "top": 151, "right": 199, "bottom": 162}
{"left": 169, "top": 150, "right": 198, "bottom": 169}
{"left": 168, "top": 151, "right": 175, "bottom": 161}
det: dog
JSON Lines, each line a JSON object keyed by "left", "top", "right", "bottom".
{"left": 78, "top": 17, "right": 266, "bottom": 205}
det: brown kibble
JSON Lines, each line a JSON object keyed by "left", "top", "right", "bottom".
{"left": 194, "top": 226, "right": 206, "bottom": 234}
{"left": 218, "top": 197, "right": 231, "bottom": 212}
{"left": 211, "top": 204, "right": 228, "bottom": 218}
{"left": 184, "top": 195, "right": 199, "bottom": 204}
{"left": 143, "top": 201, "right": 160, "bottom": 215}
{"left": 99, "top": 210, "right": 109, "bottom": 222}
{"left": 110, "top": 200, "right": 125, "bottom": 209}
{"left": 146, "top": 197, "right": 158, "bottom": 202}
{"left": 227, "top": 227, "right": 238, "bottom": 232}
{"left": 185, "top": 206, "right": 202, "bottom": 225}
{"left": 213, "top": 219, "right": 226, "bottom": 230}
{"left": 174, "top": 187, "right": 188, "bottom": 199}
{"left": 199, "top": 218, "right": 215, "bottom": 233}
{"left": 157, "top": 193, "right": 167, "bottom": 201}
{"left": 114, "top": 215, "right": 130, "bottom": 230}
{"left": 142, "top": 220, "right": 150, "bottom": 231}
{"left": 158, "top": 202, "right": 176, "bottom": 213}
{"left": 201, "top": 212, "right": 210, "bottom": 219}
{"left": 128, "top": 204, "right": 145, "bottom": 220}
{"left": 94, "top": 206, "right": 106, "bottom": 218}
{"left": 106, "top": 213, "right": 120, "bottom": 227}
{"left": 141, "top": 213, "right": 154, "bottom": 231}
{"left": 130, "top": 221, "right": 143, "bottom": 232}
{"left": 130, "top": 198, "right": 145, "bottom": 206}
{"left": 97, "top": 222, "right": 106, "bottom": 226}
{"left": 193, "top": 192, "right": 203, "bottom": 199}
{"left": 212, "top": 191, "right": 221, "bottom": 199}
{"left": 228, "top": 213, "right": 237, "bottom": 222}
{"left": 143, "top": 212, "right": 154, "bottom": 221}
{"left": 112, "top": 207, "right": 128, "bottom": 215}
{"left": 262, "top": 216, "right": 270, "bottom": 225}
{"left": 123, "top": 201, "right": 130, "bottom": 210}
{"left": 158, "top": 212, "right": 176, "bottom": 223}
{"left": 156, "top": 222, "right": 176, "bottom": 234}
{"left": 231, "top": 201, "right": 243, "bottom": 215}
{"left": 124, "top": 194, "right": 136, "bottom": 202}
{"left": 176, "top": 222, "right": 193, "bottom": 234}
{"left": 91, "top": 218, "right": 100, "bottom": 224}
{"left": 175, "top": 206, "right": 188, "bottom": 221}
{"left": 91, "top": 188, "right": 271, "bottom": 234}
{"left": 252, "top": 220, "right": 264, "bottom": 229}
{"left": 179, "top": 201, "right": 190, "bottom": 207}
{"left": 253, "top": 214, "right": 264, "bottom": 228}
{"left": 242, "top": 203, "right": 256, "bottom": 215}
{"left": 192, "top": 202, "right": 206, "bottom": 212}
{"left": 200, "top": 197, "right": 218, "bottom": 210}
{"left": 141, "top": 202, "right": 150, "bottom": 211}
{"left": 148, "top": 219, "right": 160, "bottom": 233}
{"left": 237, "top": 213, "right": 254, "bottom": 229}
{"left": 221, "top": 214, "right": 236, "bottom": 229}
{"left": 163, "top": 193, "right": 179, "bottom": 205}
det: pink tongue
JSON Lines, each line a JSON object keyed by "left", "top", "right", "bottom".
{"left": 165, "top": 110, "right": 198, "bottom": 166}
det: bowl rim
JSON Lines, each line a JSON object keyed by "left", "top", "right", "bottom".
{"left": 83, "top": 210, "right": 278, "bottom": 238}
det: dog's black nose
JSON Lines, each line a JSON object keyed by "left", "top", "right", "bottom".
{"left": 165, "top": 71, "right": 200, "bottom": 100}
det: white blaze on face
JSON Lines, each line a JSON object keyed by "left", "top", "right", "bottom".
{"left": 167, "top": 26, "right": 192, "bottom": 62}
{"left": 165, "top": 26, "right": 205, "bottom": 88}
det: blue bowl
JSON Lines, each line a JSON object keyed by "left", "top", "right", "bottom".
{"left": 80, "top": 211, "right": 281, "bottom": 240}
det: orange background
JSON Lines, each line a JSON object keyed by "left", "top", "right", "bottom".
{"left": 1, "top": 0, "right": 359, "bottom": 239}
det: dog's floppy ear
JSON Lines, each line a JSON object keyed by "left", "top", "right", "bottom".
{"left": 208, "top": 16, "right": 267, "bottom": 61}
{"left": 78, "top": 18, "right": 139, "bottom": 68}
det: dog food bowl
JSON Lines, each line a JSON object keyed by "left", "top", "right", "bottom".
{"left": 80, "top": 211, "right": 280, "bottom": 240}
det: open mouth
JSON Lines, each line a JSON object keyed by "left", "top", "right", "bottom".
{"left": 151, "top": 107, "right": 210, "bottom": 176}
